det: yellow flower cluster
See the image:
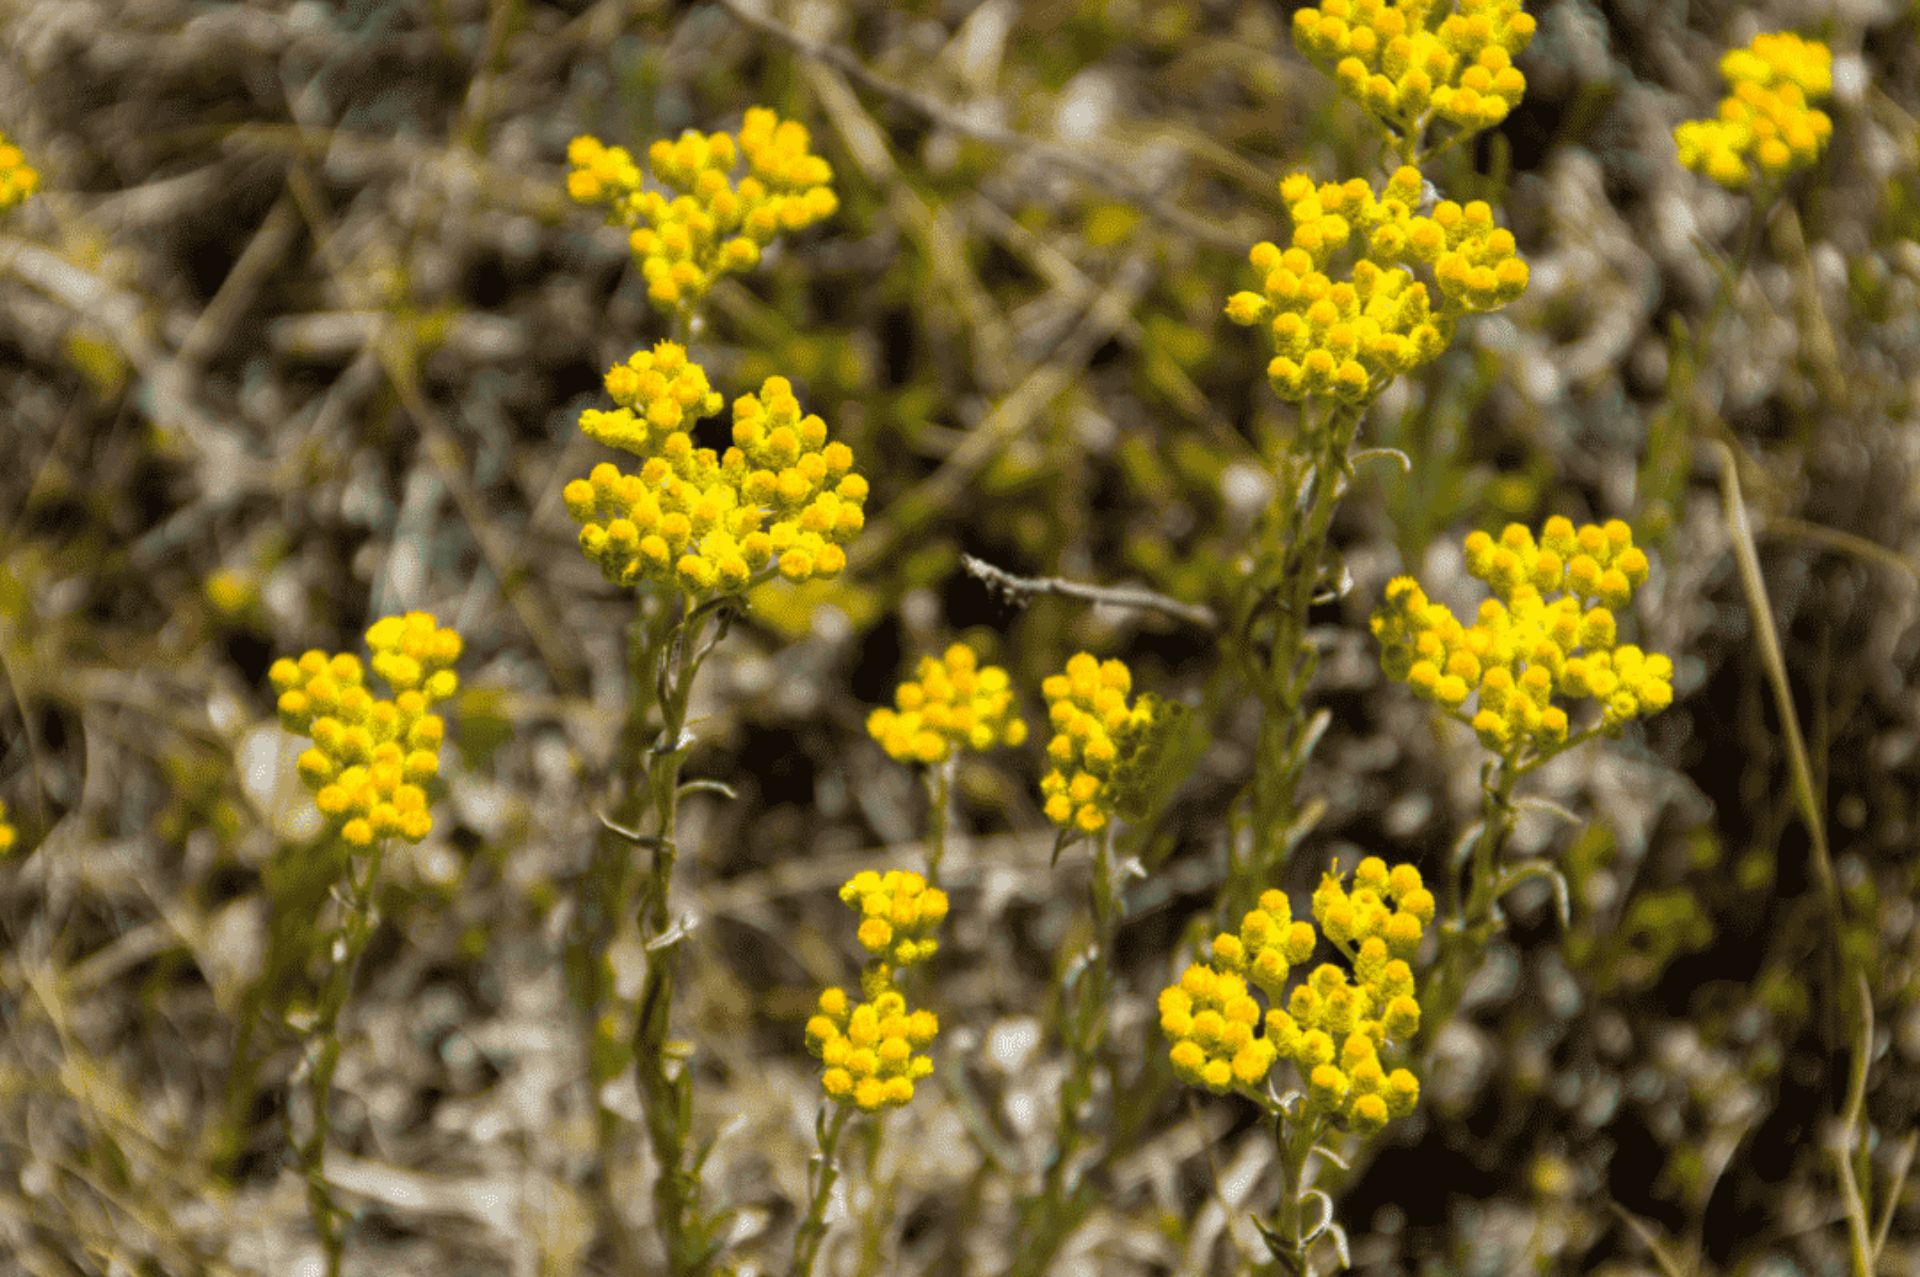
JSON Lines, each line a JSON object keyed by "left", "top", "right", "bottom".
{"left": 806, "top": 868, "right": 944, "bottom": 1112}
{"left": 840, "top": 869, "right": 950, "bottom": 970}
{"left": 867, "top": 642, "right": 1029, "bottom": 764}
{"left": 1159, "top": 858, "right": 1427, "bottom": 1134}
{"left": 578, "top": 341, "right": 724, "bottom": 457}
{"left": 566, "top": 107, "right": 837, "bottom": 310}
{"left": 1039, "top": 653, "right": 1159, "bottom": 834}
{"left": 1293, "top": 0, "right": 1536, "bottom": 138}
{"left": 1160, "top": 963, "right": 1276, "bottom": 1094}
{"left": 563, "top": 345, "right": 867, "bottom": 596}
{"left": 0, "top": 798, "right": 16, "bottom": 855}
{"left": 0, "top": 131, "right": 38, "bottom": 210}
{"left": 1371, "top": 519, "right": 1674, "bottom": 759}
{"left": 1224, "top": 165, "right": 1527, "bottom": 403}
{"left": 1674, "top": 32, "right": 1833, "bottom": 189}
{"left": 804, "top": 984, "right": 939, "bottom": 1113}
{"left": 270, "top": 613, "right": 463, "bottom": 848}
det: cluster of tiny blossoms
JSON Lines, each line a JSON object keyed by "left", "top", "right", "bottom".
{"left": 804, "top": 984, "right": 939, "bottom": 1114}
{"left": 0, "top": 799, "right": 16, "bottom": 855}
{"left": 576, "top": 340, "right": 723, "bottom": 456}
{"left": 841, "top": 869, "right": 949, "bottom": 973}
{"left": 1040, "top": 653, "right": 1158, "bottom": 834}
{"left": 1372, "top": 519, "right": 1673, "bottom": 760}
{"left": 563, "top": 342, "right": 867, "bottom": 595}
{"left": 271, "top": 613, "right": 462, "bottom": 848}
{"left": 1225, "top": 165, "right": 1527, "bottom": 403}
{"left": 1294, "top": 0, "right": 1536, "bottom": 139}
{"left": 0, "top": 131, "right": 37, "bottom": 210}
{"left": 1159, "top": 858, "right": 1428, "bottom": 1134}
{"left": 867, "top": 642, "right": 1028, "bottom": 765}
{"left": 567, "top": 108, "right": 837, "bottom": 310}
{"left": 1675, "top": 32, "right": 1833, "bottom": 190}
{"left": 805, "top": 869, "right": 943, "bottom": 1112}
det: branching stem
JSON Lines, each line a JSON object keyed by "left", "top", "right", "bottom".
{"left": 962, "top": 553, "right": 1219, "bottom": 631}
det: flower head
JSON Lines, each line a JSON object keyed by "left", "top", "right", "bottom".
{"left": 839, "top": 869, "right": 949, "bottom": 970}
{"left": 269, "top": 612, "right": 462, "bottom": 847}
{"left": 808, "top": 863, "right": 948, "bottom": 1110}
{"left": 1371, "top": 519, "right": 1672, "bottom": 760}
{"left": 1225, "top": 165, "right": 1526, "bottom": 404}
{"left": 805, "top": 985, "right": 939, "bottom": 1112}
{"left": 868, "top": 642, "right": 1028, "bottom": 764}
{"left": 1038, "top": 653, "right": 1167, "bottom": 834}
{"left": 0, "top": 798, "right": 16, "bottom": 856}
{"left": 1161, "top": 859, "right": 1426, "bottom": 1133}
{"left": 1293, "top": 0, "right": 1536, "bottom": 142}
{"left": 1160, "top": 962, "right": 1275, "bottom": 1094}
{"left": 1675, "top": 32, "right": 1833, "bottom": 189}
{"left": 566, "top": 108, "right": 836, "bottom": 312}
{"left": 579, "top": 342, "right": 725, "bottom": 456}
{"left": 0, "top": 131, "right": 39, "bottom": 211}
{"left": 563, "top": 350, "right": 867, "bottom": 597}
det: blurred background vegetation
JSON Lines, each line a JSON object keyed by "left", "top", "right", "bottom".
{"left": 0, "top": 0, "right": 1917, "bottom": 1272}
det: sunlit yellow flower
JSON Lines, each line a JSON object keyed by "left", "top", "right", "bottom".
{"left": 566, "top": 107, "right": 837, "bottom": 311}
{"left": 1292, "top": 0, "right": 1536, "bottom": 141}
{"left": 868, "top": 642, "right": 1028, "bottom": 764}
{"left": 1038, "top": 653, "right": 1163, "bottom": 834}
{"left": 839, "top": 869, "right": 949, "bottom": 970}
{"left": 0, "top": 131, "right": 39, "bottom": 211}
{"left": 269, "top": 612, "right": 462, "bottom": 846}
{"left": 564, "top": 349, "right": 867, "bottom": 596}
{"left": 1225, "top": 165, "right": 1527, "bottom": 405}
{"left": 1371, "top": 518, "right": 1672, "bottom": 761}
{"left": 1161, "top": 858, "right": 1426, "bottom": 1133}
{"left": 805, "top": 985, "right": 938, "bottom": 1112}
{"left": 1675, "top": 32, "right": 1833, "bottom": 189}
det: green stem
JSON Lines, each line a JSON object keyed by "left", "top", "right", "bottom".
{"left": 924, "top": 761, "right": 954, "bottom": 889}
{"left": 631, "top": 599, "right": 724, "bottom": 1275}
{"left": 1397, "top": 123, "right": 1423, "bottom": 168}
{"left": 1011, "top": 825, "right": 1119, "bottom": 1276}
{"left": 216, "top": 996, "right": 263, "bottom": 1182}
{"left": 569, "top": 301, "right": 710, "bottom": 1266}
{"left": 299, "top": 840, "right": 386, "bottom": 1277}
{"left": 567, "top": 594, "right": 677, "bottom": 1269}
{"left": 1424, "top": 755, "right": 1519, "bottom": 1050}
{"left": 1234, "top": 402, "right": 1363, "bottom": 914}
{"left": 1465, "top": 758, "right": 1519, "bottom": 934}
{"left": 854, "top": 1115, "right": 890, "bottom": 1277}
{"left": 792, "top": 1104, "right": 854, "bottom": 1277}
{"left": 1267, "top": 1106, "right": 1324, "bottom": 1277}
{"left": 1835, "top": 973, "right": 1876, "bottom": 1277}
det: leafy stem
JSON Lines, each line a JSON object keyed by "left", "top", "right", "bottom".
{"left": 629, "top": 596, "right": 733, "bottom": 1275}
{"left": 854, "top": 1112, "right": 892, "bottom": 1277}
{"left": 563, "top": 588, "right": 733, "bottom": 1273}
{"left": 1255, "top": 1098, "right": 1338, "bottom": 1277}
{"left": 791, "top": 1103, "right": 854, "bottom": 1277}
{"left": 1423, "top": 752, "right": 1520, "bottom": 1050}
{"left": 297, "top": 838, "right": 387, "bottom": 1277}
{"left": 566, "top": 592, "right": 679, "bottom": 1267}
{"left": 1230, "top": 399, "right": 1364, "bottom": 917}
{"left": 1011, "top": 823, "right": 1120, "bottom": 1276}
